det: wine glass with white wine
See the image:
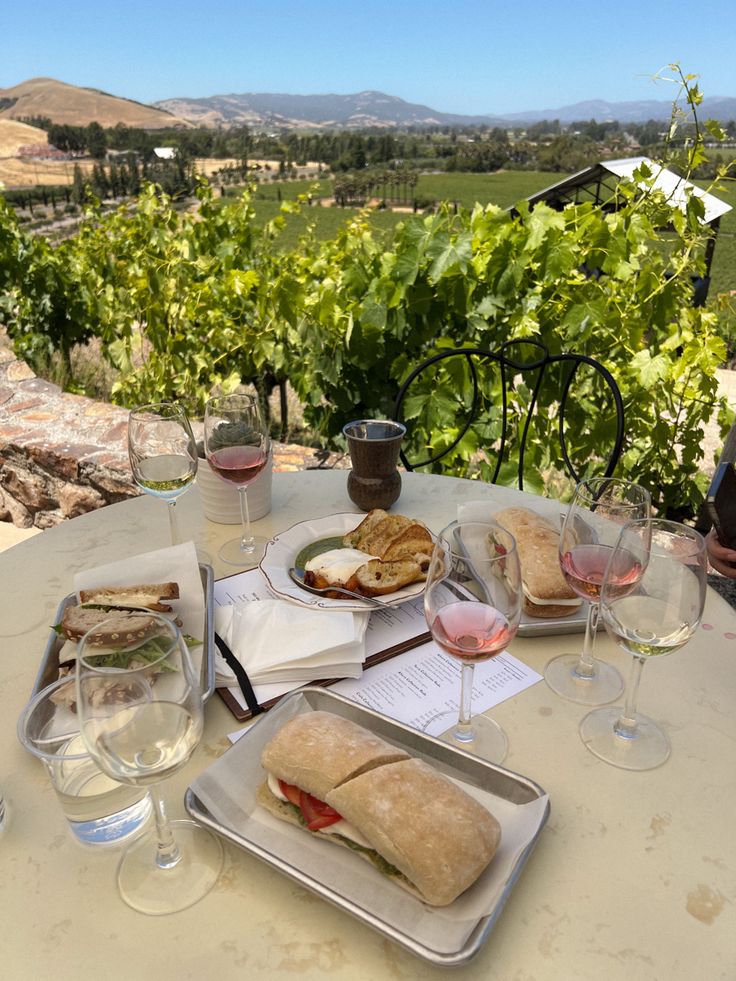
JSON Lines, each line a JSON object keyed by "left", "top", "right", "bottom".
{"left": 128, "top": 402, "right": 198, "bottom": 548}
{"left": 580, "top": 518, "right": 707, "bottom": 770}
{"left": 75, "top": 611, "right": 223, "bottom": 914}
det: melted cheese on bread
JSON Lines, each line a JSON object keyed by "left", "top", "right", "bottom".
{"left": 304, "top": 548, "right": 378, "bottom": 585}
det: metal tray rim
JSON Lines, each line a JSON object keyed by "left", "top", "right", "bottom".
{"left": 185, "top": 686, "right": 550, "bottom": 966}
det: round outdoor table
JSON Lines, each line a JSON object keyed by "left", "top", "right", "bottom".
{"left": 0, "top": 471, "right": 734, "bottom": 980}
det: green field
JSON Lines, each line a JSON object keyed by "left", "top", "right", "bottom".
{"left": 242, "top": 170, "right": 734, "bottom": 301}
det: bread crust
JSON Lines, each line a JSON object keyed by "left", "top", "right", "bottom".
{"left": 61, "top": 606, "right": 164, "bottom": 646}
{"left": 326, "top": 758, "right": 501, "bottom": 906}
{"left": 260, "top": 711, "right": 409, "bottom": 802}
{"left": 494, "top": 507, "right": 581, "bottom": 618}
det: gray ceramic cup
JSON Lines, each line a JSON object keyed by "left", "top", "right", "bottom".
{"left": 342, "top": 419, "right": 406, "bottom": 511}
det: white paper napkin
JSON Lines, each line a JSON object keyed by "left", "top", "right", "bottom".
{"left": 214, "top": 599, "right": 369, "bottom": 686}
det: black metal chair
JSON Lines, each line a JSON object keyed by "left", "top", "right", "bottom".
{"left": 392, "top": 339, "right": 625, "bottom": 491}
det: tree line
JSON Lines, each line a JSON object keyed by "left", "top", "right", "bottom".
{"left": 20, "top": 113, "right": 735, "bottom": 180}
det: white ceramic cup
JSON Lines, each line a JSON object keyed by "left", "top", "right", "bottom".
{"left": 197, "top": 449, "right": 273, "bottom": 524}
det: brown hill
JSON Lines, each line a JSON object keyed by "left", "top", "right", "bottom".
{"left": 0, "top": 119, "right": 49, "bottom": 156}
{"left": 0, "top": 77, "right": 191, "bottom": 130}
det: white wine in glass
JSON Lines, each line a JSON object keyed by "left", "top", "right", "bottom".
{"left": 204, "top": 393, "right": 271, "bottom": 567}
{"left": 128, "top": 402, "right": 198, "bottom": 548}
{"left": 580, "top": 518, "right": 707, "bottom": 770}
{"left": 544, "top": 477, "right": 651, "bottom": 705}
{"left": 423, "top": 518, "right": 523, "bottom": 763}
{"left": 75, "top": 612, "right": 223, "bottom": 915}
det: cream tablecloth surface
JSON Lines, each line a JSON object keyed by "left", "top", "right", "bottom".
{"left": 0, "top": 471, "right": 734, "bottom": 980}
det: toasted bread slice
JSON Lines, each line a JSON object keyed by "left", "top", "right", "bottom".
{"left": 359, "top": 515, "right": 414, "bottom": 555}
{"left": 354, "top": 559, "right": 424, "bottom": 596}
{"left": 343, "top": 509, "right": 388, "bottom": 549}
{"left": 78, "top": 582, "right": 180, "bottom": 613}
{"left": 382, "top": 535, "right": 434, "bottom": 569}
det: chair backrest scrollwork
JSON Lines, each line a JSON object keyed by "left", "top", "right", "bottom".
{"left": 391, "top": 339, "right": 625, "bottom": 491}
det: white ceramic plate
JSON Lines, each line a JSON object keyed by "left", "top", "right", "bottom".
{"left": 259, "top": 512, "right": 427, "bottom": 612}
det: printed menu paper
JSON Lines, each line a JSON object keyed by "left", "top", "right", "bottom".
{"left": 332, "top": 643, "right": 541, "bottom": 736}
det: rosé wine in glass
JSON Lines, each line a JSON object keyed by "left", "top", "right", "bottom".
{"left": 423, "top": 518, "right": 523, "bottom": 763}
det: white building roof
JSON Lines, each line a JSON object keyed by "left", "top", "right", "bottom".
{"left": 528, "top": 156, "right": 731, "bottom": 226}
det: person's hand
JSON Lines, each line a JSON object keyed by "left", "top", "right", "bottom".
{"left": 706, "top": 527, "right": 736, "bottom": 578}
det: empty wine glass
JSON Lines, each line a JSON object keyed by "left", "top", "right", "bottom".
{"left": 75, "top": 612, "right": 223, "bottom": 914}
{"left": 423, "top": 518, "right": 523, "bottom": 763}
{"left": 128, "top": 402, "right": 198, "bottom": 548}
{"left": 580, "top": 518, "right": 707, "bottom": 770}
{"left": 544, "top": 477, "right": 651, "bottom": 705}
{"left": 204, "top": 393, "right": 271, "bottom": 566}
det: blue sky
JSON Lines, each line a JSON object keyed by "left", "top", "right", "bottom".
{"left": 3, "top": 0, "right": 734, "bottom": 115}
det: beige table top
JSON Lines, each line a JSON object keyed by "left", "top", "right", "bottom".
{"left": 1, "top": 471, "right": 734, "bottom": 981}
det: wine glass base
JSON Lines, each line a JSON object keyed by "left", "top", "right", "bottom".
{"left": 426, "top": 711, "right": 508, "bottom": 764}
{"left": 117, "top": 819, "right": 224, "bottom": 915}
{"left": 543, "top": 653, "right": 624, "bottom": 705}
{"left": 218, "top": 535, "right": 268, "bottom": 567}
{"left": 580, "top": 707, "right": 671, "bottom": 770}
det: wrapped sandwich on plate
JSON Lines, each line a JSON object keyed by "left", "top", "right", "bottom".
{"left": 257, "top": 711, "right": 501, "bottom": 906}
{"left": 494, "top": 507, "right": 582, "bottom": 619}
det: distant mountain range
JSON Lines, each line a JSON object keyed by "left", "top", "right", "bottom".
{"left": 1, "top": 78, "right": 734, "bottom": 132}
{"left": 155, "top": 90, "right": 736, "bottom": 129}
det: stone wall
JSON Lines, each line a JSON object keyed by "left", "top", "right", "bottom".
{"left": 0, "top": 349, "right": 348, "bottom": 529}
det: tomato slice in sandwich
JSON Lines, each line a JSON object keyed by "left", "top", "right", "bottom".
{"left": 278, "top": 779, "right": 303, "bottom": 807}
{"left": 298, "top": 789, "right": 342, "bottom": 830}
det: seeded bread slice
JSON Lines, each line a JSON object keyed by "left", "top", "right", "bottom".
{"left": 61, "top": 605, "right": 164, "bottom": 647}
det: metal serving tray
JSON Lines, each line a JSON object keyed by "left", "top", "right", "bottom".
{"left": 517, "top": 602, "right": 593, "bottom": 637}
{"left": 185, "top": 687, "right": 550, "bottom": 966}
{"left": 33, "top": 563, "right": 216, "bottom": 702}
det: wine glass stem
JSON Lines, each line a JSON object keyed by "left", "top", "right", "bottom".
{"left": 574, "top": 602, "right": 600, "bottom": 679}
{"left": 167, "top": 499, "right": 179, "bottom": 546}
{"left": 614, "top": 656, "right": 646, "bottom": 739}
{"left": 454, "top": 662, "right": 476, "bottom": 743}
{"left": 151, "top": 785, "right": 182, "bottom": 871}
{"left": 238, "top": 486, "right": 255, "bottom": 553}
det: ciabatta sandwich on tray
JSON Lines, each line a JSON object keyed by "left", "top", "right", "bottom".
{"left": 257, "top": 711, "right": 501, "bottom": 906}
{"left": 493, "top": 507, "right": 582, "bottom": 618}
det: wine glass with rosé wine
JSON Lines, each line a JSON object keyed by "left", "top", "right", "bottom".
{"left": 204, "top": 393, "right": 271, "bottom": 567}
{"left": 544, "top": 477, "right": 651, "bottom": 706}
{"left": 423, "top": 517, "right": 523, "bottom": 763}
